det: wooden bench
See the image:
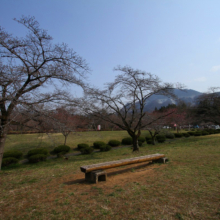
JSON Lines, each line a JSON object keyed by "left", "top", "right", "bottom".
{"left": 80, "top": 153, "right": 168, "bottom": 183}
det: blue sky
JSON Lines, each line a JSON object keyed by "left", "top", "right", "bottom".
{"left": 1, "top": 0, "right": 220, "bottom": 95}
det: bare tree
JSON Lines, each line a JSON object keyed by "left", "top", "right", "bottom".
{"left": 144, "top": 112, "right": 168, "bottom": 145}
{"left": 0, "top": 16, "right": 89, "bottom": 169}
{"left": 81, "top": 66, "right": 181, "bottom": 151}
{"left": 52, "top": 106, "right": 88, "bottom": 145}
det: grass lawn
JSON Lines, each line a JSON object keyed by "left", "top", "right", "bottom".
{"left": 4, "top": 130, "right": 150, "bottom": 154}
{"left": 1, "top": 131, "right": 220, "bottom": 219}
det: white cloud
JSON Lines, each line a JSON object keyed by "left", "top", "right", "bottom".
{"left": 194, "top": 77, "right": 206, "bottom": 82}
{"left": 210, "top": 65, "right": 220, "bottom": 72}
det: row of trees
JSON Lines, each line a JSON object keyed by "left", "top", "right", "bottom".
{"left": 0, "top": 16, "right": 219, "bottom": 169}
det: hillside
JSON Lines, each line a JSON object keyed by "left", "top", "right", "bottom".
{"left": 143, "top": 89, "right": 202, "bottom": 111}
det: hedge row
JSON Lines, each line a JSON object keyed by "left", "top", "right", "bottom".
{"left": 3, "top": 150, "right": 23, "bottom": 159}
{"left": 3, "top": 128, "right": 220, "bottom": 165}
{"left": 27, "top": 148, "right": 49, "bottom": 163}
{"left": 2, "top": 157, "right": 19, "bottom": 167}
{"left": 2, "top": 145, "right": 72, "bottom": 166}
{"left": 77, "top": 136, "right": 147, "bottom": 154}
{"left": 121, "top": 137, "right": 146, "bottom": 146}
{"left": 2, "top": 150, "right": 24, "bottom": 167}
{"left": 144, "top": 129, "right": 220, "bottom": 145}
{"left": 77, "top": 140, "right": 114, "bottom": 154}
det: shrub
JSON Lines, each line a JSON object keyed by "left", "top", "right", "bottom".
{"left": 207, "top": 129, "right": 215, "bottom": 134}
{"left": 57, "top": 152, "right": 66, "bottom": 158}
{"left": 145, "top": 136, "right": 152, "bottom": 141}
{"left": 79, "top": 146, "right": 94, "bottom": 154}
{"left": 187, "top": 131, "right": 195, "bottom": 136}
{"left": 93, "top": 141, "right": 105, "bottom": 149}
{"left": 147, "top": 140, "right": 154, "bottom": 145}
{"left": 174, "top": 133, "right": 183, "bottom": 138}
{"left": 28, "top": 154, "right": 47, "bottom": 163}
{"left": 157, "top": 139, "right": 166, "bottom": 143}
{"left": 2, "top": 157, "right": 19, "bottom": 167}
{"left": 108, "top": 140, "right": 121, "bottom": 147}
{"left": 121, "top": 137, "right": 133, "bottom": 145}
{"left": 156, "top": 134, "right": 165, "bottom": 139}
{"left": 156, "top": 135, "right": 166, "bottom": 143}
{"left": 53, "top": 145, "right": 70, "bottom": 154}
{"left": 3, "top": 150, "right": 23, "bottom": 159}
{"left": 201, "top": 131, "right": 209, "bottom": 136}
{"left": 194, "top": 132, "right": 202, "bottom": 136}
{"left": 138, "top": 141, "right": 143, "bottom": 146}
{"left": 99, "top": 145, "right": 105, "bottom": 152}
{"left": 183, "top": 133, "right": 190, "bottom": 137}
{"left": 165, "top": 133, "right": 175, "bottom": 139}
{"left": 100, "top": 144, "right": 112, "bottom": 152}
{"left": 138, "top": 136, "right": 145, "bottom": 143}
{"left": 27, "top": 148, "right": 49, "bottom": 158}
{"left": 105, "top": 145, "right": 112, "bottom": 151}
{"left": 77, "top": 143, "right": 89, "bottom": 150}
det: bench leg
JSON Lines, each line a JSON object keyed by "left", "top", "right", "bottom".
{"left": 92, "top": 170, "right": 107, "bottom": 183}
{"left": 85, "top": 172, "right": 92, "bottom": 182}
{"left": 154, "top": 157, "right": 168, "bottom": 164}
{"left": 85, "top": 170, "right": 107, "bottom": 183}
{"left": 96, "top": 172, "right": 107, "bottom": 183}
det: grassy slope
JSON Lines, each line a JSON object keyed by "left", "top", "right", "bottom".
{"left": 1, "top": 132, "right": 220, "bottom": 219}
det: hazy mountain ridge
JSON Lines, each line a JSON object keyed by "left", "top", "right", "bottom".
{"left": 143, "top": 89, "right": 203, "bottom": 112}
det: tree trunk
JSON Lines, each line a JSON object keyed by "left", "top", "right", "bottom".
{"left": 132, "top": 135, "right": 139, "bottom": 152}
{"left": 0, "top": 133, "right": 7, "bottom": 170}
{"left": 148, "top": 130, "right": 156, "bottom": 145}
{"left": 0, "top": 115, "right": 8, "bottom": 170}
{"left": 152, "top": 136, "right": 156, "bottom": 145}
{"left": 64, "top": 134, "right": 68, "bottom": 146}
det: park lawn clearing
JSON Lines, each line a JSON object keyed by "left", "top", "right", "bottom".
{"left": 1, "top": 133, "right": 220, "bottom": 219}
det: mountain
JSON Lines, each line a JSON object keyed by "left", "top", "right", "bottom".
{"left": 142, "top": 89, "right": 203, "bottom": 112}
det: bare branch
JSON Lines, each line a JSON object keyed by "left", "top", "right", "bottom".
{"left": 0, "top": 16, "right": 89, "bottom": 169}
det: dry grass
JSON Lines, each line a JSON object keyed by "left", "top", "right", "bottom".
{"left": 1, "top": 132, "right": 220, "bottom": 219}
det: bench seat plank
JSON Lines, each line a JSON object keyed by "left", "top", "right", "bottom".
{"left": 80, "top": 153, "right": 165, "bottom": 173}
